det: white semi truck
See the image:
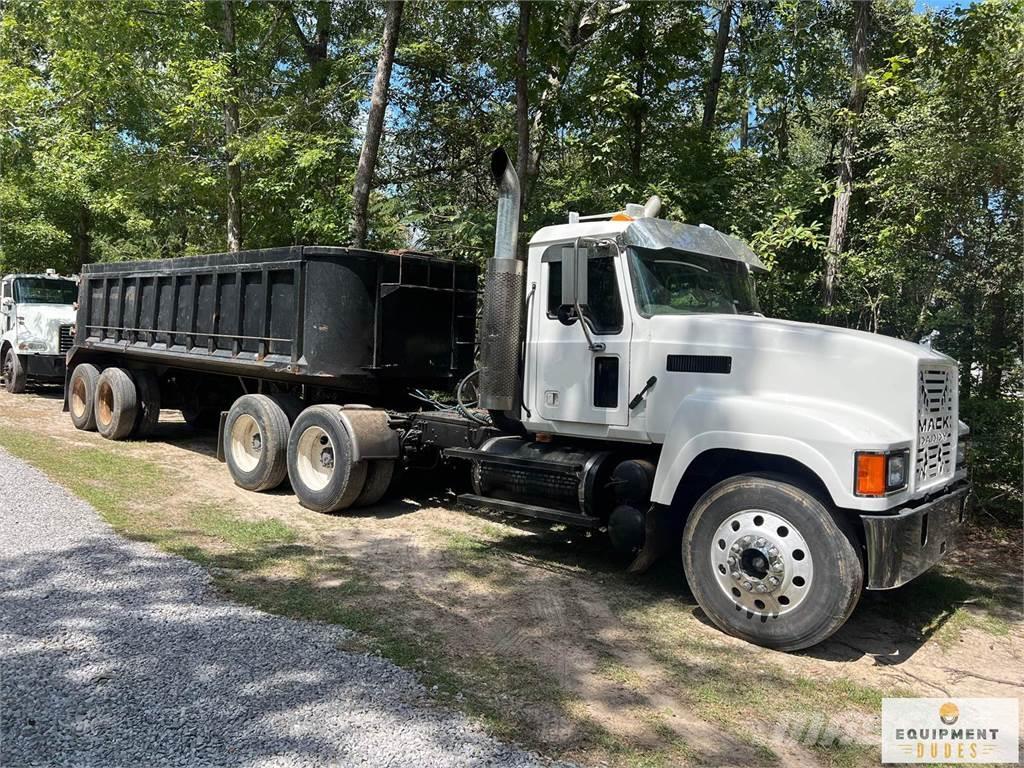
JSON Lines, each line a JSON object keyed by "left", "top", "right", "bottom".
{"left": 1, "top": 270, "right": 78, "bottom": 393}
{"left": 64, "top": 149, "right": 970, "bottom": 650}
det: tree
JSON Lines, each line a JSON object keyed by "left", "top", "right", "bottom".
{"left": 351, "top": 0, "right": 404, "bottom": 248}
{"left": 221, "top": 0, "right": 243, "bottom": 253}
{"left": 823, "top": 0, "right": 870, "bottom": 306}
{"left": 702, "top": 0, "right": 733, "bottom": 132}
{"left": 515, "top": 0, "right": 531, "bottom": 215}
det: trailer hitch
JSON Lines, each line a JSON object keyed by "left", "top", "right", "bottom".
{"left": 626, "top": 504, "right": 679, "bottom": 574}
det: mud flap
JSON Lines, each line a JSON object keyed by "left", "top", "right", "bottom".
{"left": 627, "top": 504, "right": 678, "bottom": 574}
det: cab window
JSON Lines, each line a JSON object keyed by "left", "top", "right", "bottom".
{"left": 13, "top": 278, "right": 78, "bottom": 305}
{"left": 544, "top": 245, "right": 623, "bottom": 334}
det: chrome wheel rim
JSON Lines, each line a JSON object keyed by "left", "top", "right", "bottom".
{"left": 296, "top": 425, "right": 335, "bottom": 491}
{"left": 230, "top": 414, "right": 262, "bottom": 472}
{"left": 710, "top": 509, "right": 814, "bottom": 617}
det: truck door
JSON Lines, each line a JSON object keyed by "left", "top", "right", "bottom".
{"left": 530, "top": 243, "right": 631, "bottom": 427}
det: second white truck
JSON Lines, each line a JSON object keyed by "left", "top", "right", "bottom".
{"left": 1, "top": 270, "right": 78, "bottom": 393}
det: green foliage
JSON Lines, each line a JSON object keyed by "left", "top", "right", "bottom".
{"left": 0, "top": 0, "right": 1019, "bottom": 519}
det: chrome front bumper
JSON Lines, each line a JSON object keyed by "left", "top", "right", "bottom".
{"left": 860, "top": 484, "right": 970, "bottom": 590}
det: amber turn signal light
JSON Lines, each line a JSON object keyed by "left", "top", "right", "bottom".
{"left": 855, "top": 452, "right": 887, "bottom": 497}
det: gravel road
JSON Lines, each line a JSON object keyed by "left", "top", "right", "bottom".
{"left": 0, "top": 447, "right": 560, "bottom": 768}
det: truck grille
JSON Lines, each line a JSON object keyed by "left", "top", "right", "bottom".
{"left": 915, "top": 365, "right": 956, "bottom": 487}
{"left": 59, "top": 324, "right": 74, "bottom": 354}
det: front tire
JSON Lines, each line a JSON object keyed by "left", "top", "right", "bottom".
{"left": 3, "top": 349, "right": 26, "bottom": 394}
{"left": 287, "top": 405, "right": 367, "bottom": 513}
{"left": 223, "top": 394, "right": 291, "bottom": 492}
{"left": 682, "top": 475, "right": 863, "bottom": 651}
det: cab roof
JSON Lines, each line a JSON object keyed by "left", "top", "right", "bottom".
{"left": 529, "top": 217, "right": 768, "bottom": 272}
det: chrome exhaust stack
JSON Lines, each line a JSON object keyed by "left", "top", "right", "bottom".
{"left": 478, "top": 148, "right": 525, "bottom": 415}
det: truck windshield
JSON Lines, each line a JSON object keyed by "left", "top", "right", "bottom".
{"left": 13, "top": 278, "right": 78, "bottom": 305}
{"left": 626, "top": 247, "right": 759, "bottom": 317}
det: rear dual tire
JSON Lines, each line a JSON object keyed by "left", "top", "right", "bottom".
{"left": 223, "top": 394, "right": 291, "bottom": 492}
{"left": 286, "top": 405, "right": 394, "bottom": 513}
{"left": 94, "top": 367, "right": 138, "bottom": 440}
{"left": 69, "top": 364, "right": 101, "bottom": 431}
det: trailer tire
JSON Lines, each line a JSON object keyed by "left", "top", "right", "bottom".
{"left": 94, "top": 367, "right": 138, "bottom": 440}
{"left": 287, "top": 405, "right": 368, "bottom": 513}
{"left": 223, "top": 394, "right": 291, "bottom": 492}
{"left": 682, "top": 474, "right": 863, "bottom": 652}
{"left": 3, "top": 348, "right": 26, "bottom": 394}
{"left": 69, "top": 364, "right": 101, "bottom": 431}
{"left": 132, "top": 370, "right": 161, "bottom": 437}
{"left": 354, "top": 460, "right": 395, "bottom": 508}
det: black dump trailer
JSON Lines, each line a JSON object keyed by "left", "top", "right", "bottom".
{"left": 70, "top": 246, "right": 477, "bottom": 395}
{"left": 61, "top": 246, "right": 505, "bottom": 512}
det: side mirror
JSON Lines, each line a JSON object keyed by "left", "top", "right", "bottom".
{"left": 560, "top": 240, "right": 589, "bottom": 309}
{"left": 0, "top": 297, "right": 12, "bottom": 312}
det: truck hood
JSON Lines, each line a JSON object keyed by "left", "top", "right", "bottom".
{"left": 643, "top": 313, "right": 958, "bottom": 444}
{"left": 15, "top": 304, "right": 76, "bottom": 351}
{"left": 647, "top": 314, "right": 953, "bottom": 366}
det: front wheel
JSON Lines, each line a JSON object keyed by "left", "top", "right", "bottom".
{"left": 682, "top": 475, "right": 863, "bottom": 651}
{"left": 3, "top": 349, "right": 26, "bottom": 394}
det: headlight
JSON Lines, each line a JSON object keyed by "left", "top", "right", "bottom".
{"left": 855, "top": 449, "right": 909, "bottom": 496}
{"left": 887, "top": 452, "right": 907, "bottom": 490}
{"left": 956, "top": 440, "right": 968, "bottom": 468}
{"left": 17, "top": 340, "right": 47, "bottom": 352}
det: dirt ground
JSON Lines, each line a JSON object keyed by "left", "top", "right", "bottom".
{"left": 2, "top": 386, "right": 1022, "bottom": 767}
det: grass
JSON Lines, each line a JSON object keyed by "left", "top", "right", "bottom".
{"left": 1, "top": 418, "right": 1015, "bottom": 768}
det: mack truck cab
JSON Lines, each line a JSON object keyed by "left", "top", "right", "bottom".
{"left": 1, "top": 271, "right": 78, "bottom": 393}
{"left": 463, "top": 149, "right": 971, "bottom": 650}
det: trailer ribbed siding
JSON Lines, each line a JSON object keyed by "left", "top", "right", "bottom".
{"left": 72, "top": 246, "right": 477, "bottom": 393}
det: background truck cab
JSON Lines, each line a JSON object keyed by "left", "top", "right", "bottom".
{"left": 1, "top": 271, "right": 78, "bottom": 393}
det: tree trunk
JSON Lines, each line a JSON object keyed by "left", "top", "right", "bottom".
{"left": 823, "top": 0, "right": 870, "bottom": 307}
{"left": 958, "top": 286, "right": 977, "bottom": 400}
{"left": 702, "top": 0, "right": 733, "bottom": 133}
{"left": 352, "top": 0, "right": 404, "bottom": 249}
{"left": 285, "top": 1, "right": 332, "bottom": 87}
{"left": 221, "top": 0, "right": 242, "bottom": 253}
{"left": 523, "top": 2, "right": 608, "bottom": 204}
{"left": 629, "top": 8, "right": 648, "bottom": 181}
{"left": 515, "top": 0, "right": 531, "bottom": 252}
{"left": 75, "top": 206, "right": 91, "bottom": 271}
{"left": 737, "top": 2, "right": 749, "bottom": 149}
{"left": 980, "top": 289, "right": 1007, "bottom": 398}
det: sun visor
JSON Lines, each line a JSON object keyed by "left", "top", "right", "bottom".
{"left": 622, "top": 218, "right": 769, "bottom": 272}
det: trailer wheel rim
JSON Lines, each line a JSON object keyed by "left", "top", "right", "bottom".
{"left": 296, "top": 425, "right": 335, "bottom": 492}
{"left": 96, "top": 381, "right": 113, "bottom": 427}
{"left": 71, "top": 377, "right": 88, "bottom": 419}
{"left": 230, "top": 414, "right": 263, "bottom": 472}
{"left": 710, "top": 509, "right": 814, "bottom": 617}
